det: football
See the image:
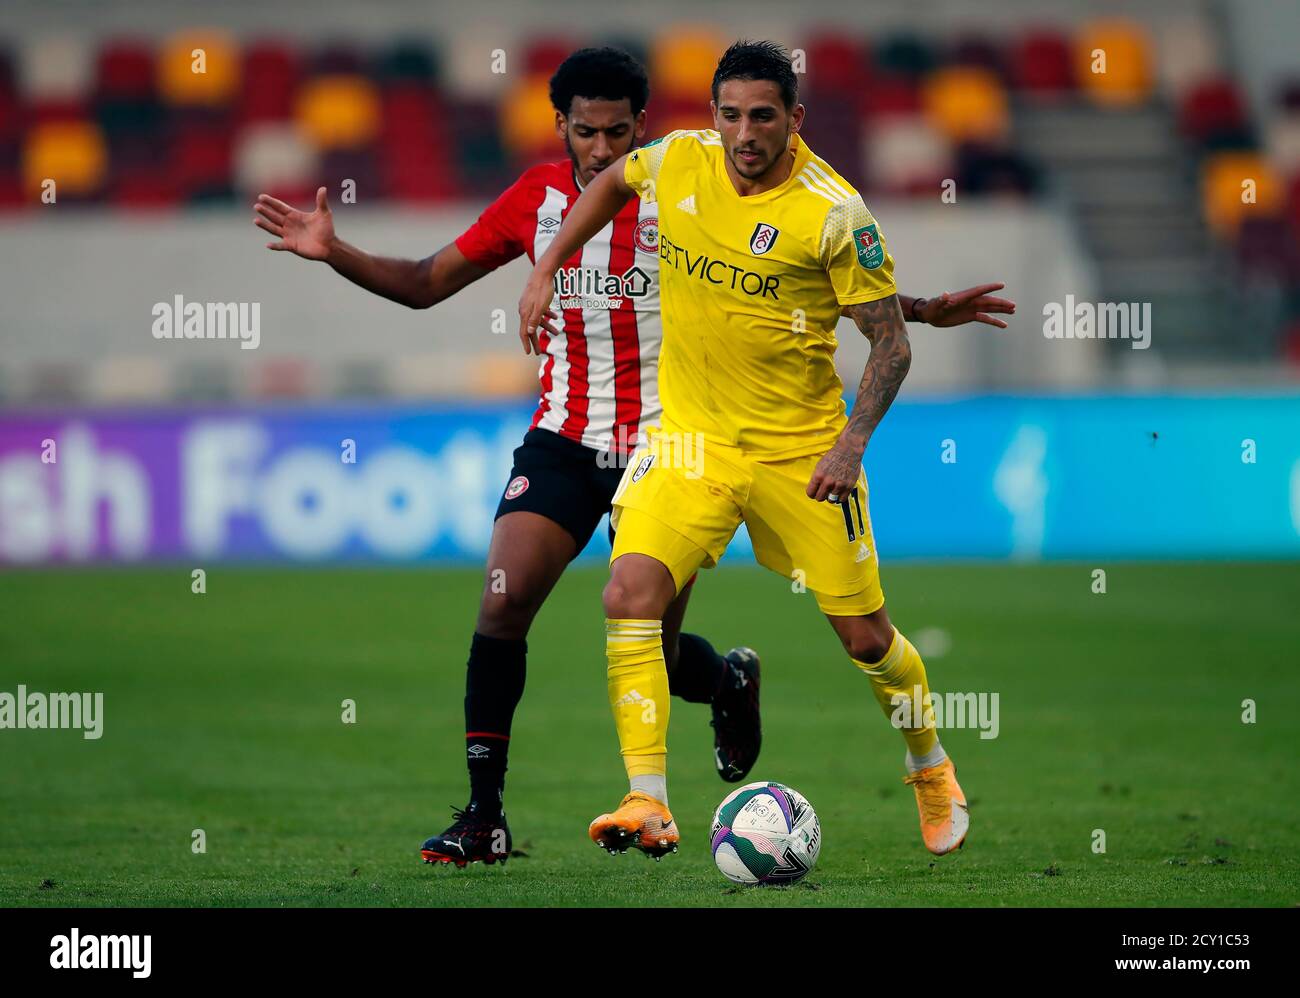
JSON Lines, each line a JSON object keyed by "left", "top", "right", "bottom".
{"left": 711, "top": 781, "right": 821, "bottom": 885}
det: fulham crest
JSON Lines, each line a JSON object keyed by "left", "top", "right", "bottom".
{"left": 750, "top": 222, "right": 779, "bottom": 255}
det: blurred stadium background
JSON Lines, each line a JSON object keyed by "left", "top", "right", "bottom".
{"left": 2, "top": 0, "right": 1299, "bottom": 910}
{"left": 1, "top": 0, "right": 1298, "bottom": 566}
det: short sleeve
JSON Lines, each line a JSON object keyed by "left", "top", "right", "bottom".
{"left": 454, "top": 173, "right": 531, "bottom": 270}
{"left": 819, "top": 196, "right": 897, "bottom": 306}
{"left": 623, "top": 131, "right": 683, "bottom": 204}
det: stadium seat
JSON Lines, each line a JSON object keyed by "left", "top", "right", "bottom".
{"left": 1263, "top": 116, "right": 1300, "bottom": 176}
{"left": 373, "top": 40, "right": 440, "bottom": 85}
{"left": 90, "top": 357, "right": 170, "bottom": 402}
{"left": 295, "top": 74, "right": 381, "bottom": 150}
{"left": 158, "top": 31, "right": 240, "bottom": 106}
{"left": 233, "top": 121, "right": 319, "bottom": 203}
{"left": 250, "top": 357, "right": 316, "bottom": 400}
{"left": 1235, "top": 216, "right": 1300, "bottom": 282}
{"left": 1155, "top": 16, "right": 1220, "bottom": 99}
{"left": 1075, "top": 19, "right": 1154, "bottom": 107}
{"left": 500, "top": 75, "right": 560, "bottom": 160}
{"left": 874, "top": 33, "right": 937, "bottom": 80}
{"left": 948, "top": 34, "right": 1006, "bottom": 80}
{"left": 524, "top": 38, "right": 574, "bottom": 79}
{"left": 1179, "top": 78, "right": 1249, "bottom": 145}
{"left": 471, "top": 355, "right": 540, "bottom": 398}
{"left": 311, "top": 43, "right": 365, "bottom": 76}
{"left": 859, "top": 75, "right": 923, "bottom": 119}
{"left": 651, "top": 28, "right": 726, "bottom": 102}
{"left": 802, "top": 34, "right": 871, "bottom": 95}
{"left": 19, "top": 35, "right": 93, "bottom": 100}
{"left": 1200, "top": 150, "right": 1284, "bottom": 234}
{"left": 448, "top": 97, "right": 510, "bottom": 197}
{"left": 1011, "top": 29, "right": 1074, "bottom": 96}
{"left": 96, "top": 40, "right": 155, "bottom": 99}
{"left": 864, "top": 116, "right": 950, "bottom": 195}
{"left": 381, "top": 85, "right": 459, "bottom": 201}
{"left": 239, "top": 41, "right": 301, "bottom": 123}
{"left": 171, "top": 117, "right": 234, "bottom": 198}
{"left": 955, "top": 143, "right": 1038, "bottom": 196}
{"left": 922, "top": 67, "right": 1009, "bottom": 143}
{"left": 22, "top": 119, "right": 108, "bottom": 199}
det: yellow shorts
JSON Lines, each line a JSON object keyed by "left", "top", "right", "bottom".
{"left": 609, "top": 432, "right": 885, "bottom": 616}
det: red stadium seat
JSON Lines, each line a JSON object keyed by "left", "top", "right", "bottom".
{"left": 239, "top": 41, "right": 302, "bottom": 123}
{"left": 524, "top": 38, "right": 574, "bottom": 79}
{"left": 96, "top": 40, "right": 155, "bottom": 99}
{"left": 948, "top": 34, "right": 1006, "bottom": 80}
{"left": 1179, "top": 77, "right": 1248, "bottom": 144}
{"left": 801, "top": 34, "right": 871, "bottom": 95}
{"left": 859, "top": 75, "right": 922, "bottom": 118}
{"left": 171, "top": 118, "right": 233, "bottom": 194}
{"left": 1011, "top": 29, "right": 1074, "bottom": 95}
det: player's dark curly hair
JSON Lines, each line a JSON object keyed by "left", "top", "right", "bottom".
{"left": 711, "top": 40, "right": 799, "bottom": 110}
{"left": 549, "top": 47, "right": 650, "bottom": 117}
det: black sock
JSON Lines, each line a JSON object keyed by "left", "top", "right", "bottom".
{"left": 464, "top": 632, "right": 526, "bottom": 818}
{"left": 669, "top": 632, "right": 728, "bottom": 704}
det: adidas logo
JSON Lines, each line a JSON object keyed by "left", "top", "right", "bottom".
{"left": 855, "top": 542, "right": 871, "bottom": 563}
{"left": 676, "top": 194, "right": 697, "bottom": 215}
{"left": 614, "top": 688, "right": 646, "bottom": 706}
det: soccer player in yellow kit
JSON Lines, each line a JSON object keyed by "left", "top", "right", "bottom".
{"left": 520, "top": 41, "right": 1005, "bottom": 860}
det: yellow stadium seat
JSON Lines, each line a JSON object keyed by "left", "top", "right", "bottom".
{"left": 501, "top": 76, "right": 559, "bottom": 157}
{"left": 158, "top": 31, "right": 239, "bottom": 106}
{"left": 294, "top": 75, "right": 381, "bottom": 150}
{"left": 1076, "top": 19, "right": 1153, "bottom": 106}
{"left": 1201, "top": 151, "right": 1284, "bottom": 235}
{"left": 22, "top": 120, "right": 107, "bottom": 198}
{"left": 922, "top": 67, "right": 1009, "bottom": 143}
{"left": 651, "top": 28, "right": 726, "bottom": 102}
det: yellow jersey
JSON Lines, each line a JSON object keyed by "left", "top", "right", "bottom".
{"left": 624, "top": 129, "right": 897, "bottom": 459}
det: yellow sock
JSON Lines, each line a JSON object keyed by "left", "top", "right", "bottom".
{"left": 606, "top": 619, "right": 669, "bottom": 780}
{"left": 853, "top": 628, "right": 939, "bottom": 759}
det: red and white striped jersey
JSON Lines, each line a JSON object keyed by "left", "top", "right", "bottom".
{"left": 455, "top": 161, "right": 662, "bottom": 454}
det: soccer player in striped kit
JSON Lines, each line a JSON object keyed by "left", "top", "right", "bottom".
{"left": 253, "top": 46, "right": 1014, "bottom": 865}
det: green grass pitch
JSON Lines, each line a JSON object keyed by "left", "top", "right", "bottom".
{"left": 1, "top": 562, "right": 1297, "bottom": 907}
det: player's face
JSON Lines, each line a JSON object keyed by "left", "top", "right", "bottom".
{"left": 712, "top": 79, "right": 804, "bottom": 183}
{"left": 557, "top": 97, "right": 647, "bottom": 187}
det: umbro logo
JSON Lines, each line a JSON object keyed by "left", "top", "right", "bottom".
{"left": 467, "top": 744, "right": 490, "bottom": 757}
{"left": 676, "top": 194, "right": 697, "bottom": 215}
{"left": 539, "top": 216, "right": 560, "bottom": 229}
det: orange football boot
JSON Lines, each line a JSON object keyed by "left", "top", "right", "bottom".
{"left": 903, "top": 757, "right": 970, "bottom": 855}
{"left": 589, "top": 791, "right": 679, "bottom": 860}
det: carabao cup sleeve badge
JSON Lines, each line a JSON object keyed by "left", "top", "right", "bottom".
{"left": 853, "top": 224, "right": 884, "bottom": 269}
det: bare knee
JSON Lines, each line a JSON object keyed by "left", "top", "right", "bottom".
{"left": 835, "top": 613, "right": 895, "bottom": 665}
{"left": 602, "top": 578, "right": 663, "bottom": 620}
{"left": 476, "top": 584, "right": 541, "bottom": 640}
{"left": 603, "top": 558, "right": 674, "bottom": 621}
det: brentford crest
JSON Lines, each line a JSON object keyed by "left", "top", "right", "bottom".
{"left": 634, "top": 216, "right": 659, "bottom": 253}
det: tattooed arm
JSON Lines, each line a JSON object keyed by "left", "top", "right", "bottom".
{"left": 805, "top": 294, "right": 911, "bottom": 503}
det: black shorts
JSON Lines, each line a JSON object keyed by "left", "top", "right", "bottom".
{"left": 494, "top": 428, "right": 626, "bottom": 550}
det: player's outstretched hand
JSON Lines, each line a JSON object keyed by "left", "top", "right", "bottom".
{"left": 517, "top": 269, "right": 561, "bottom": 355}
{"left": 806, "top": 440, "right": 863, "bottom": 504}
{"left": 254, "top": 187, "right": 334, "bottom": 261}
{"left": 920, "top": 282, "right": 1016, "bottom": 328}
